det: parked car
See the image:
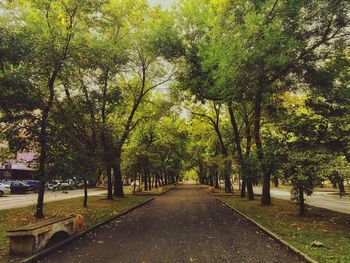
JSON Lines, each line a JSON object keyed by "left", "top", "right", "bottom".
{"left": 24, "top": 180, "right": 40, "bottom": 192}
{"left": 76, "top": 180, "right": 85, "bottom": 188}
{"left": 9, "top": 181, "right": 30, "bottom": 194}
{"left": 60, "top": 180, "right": 74, "bottom": 190}
{"left": 0, "top": 183, "right": 11, "bottom": 197}
{"left": 47, "top": 180, "right": 61, "bottom": 191}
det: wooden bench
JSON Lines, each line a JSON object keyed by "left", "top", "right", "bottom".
{"left": 7, "top": 214, "right": 84, "bottom": 255}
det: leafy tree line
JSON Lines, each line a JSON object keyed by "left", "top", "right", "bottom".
{"left": 170, "top": 0, "right": 350, "bottom": 215}
{"left": 0, "top": 0, "right": 349, "bottom": 219}
{"left": 0, "top": 0, "right": 183, "bottom": 218}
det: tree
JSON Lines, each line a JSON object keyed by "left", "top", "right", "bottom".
{"left": 111, "top": 6, "right": 176, "bottom": 197}
{"left": 188, "top": 99, "right": 233, "bottom": 192}
{"left": 176, "top": 0, "right": 350, "bottom": 205}
{"left": 122, "top": 95, "right": 189, "bottom": 191}
{"left": 0, "top": 0, "right": 96, "bottom": 217}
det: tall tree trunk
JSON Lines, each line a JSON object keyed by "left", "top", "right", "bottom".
{"left": 113, "top": 154, "right": 124, "bottom": 197}
{"left": 339, "top": 179, "right": 345, "bottom": 197}
{"left": 254, "top": 90, "right": 271, "bottom": 205}
{"left": 247, "top": 182, "right": 254, "bottom": 200}
{"left": 100, "top": 73, "right": 113, "bottom": 200}
{"left": 133, "top": 173, "right": 137, "bottom": 194}
{"left": 228, "top": 103, "right": 247, "bottom": 196}
{"left": 144, "top": 170, "right": 148, "bottom": 191}
{"left": 214, "top": 171, "right": 219, "bottom": 188}
{"left": 106, "top": 165, "right": 113, "bottom": 200}
{"left": 148, "top": 170, "right": 152, "bottom": 190}
{"left": 158, "top": 175, "right": 162, "bottom": 187}
{"left": 36, "top": 80, "right": 55, "bottom": 218}
{"left": 35, "top": 24, "right": 72, "bottom": 217}
{"left": 138, "top": 172, "right": 142, "bottom": 192}
{"left": 83, "top": 179, "right": 88, "bottom": 207}
{"left": 224, "top": 160, "right": 232, "bottom": 193}
{"left": 164, "top": 173, "right": 168, "bottom": 185}
{"left": 241, "top": 177, "right": 246, "bottom": 198}
{"left": 214, "top": 125, "right": 232, "bottom": 193}
{"left": 299, "top": 188, "right": 306, "bottom": 216}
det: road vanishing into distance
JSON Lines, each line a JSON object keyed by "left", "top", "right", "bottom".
{"left": 39, "top": 185, "right": 305, "bottom": 263}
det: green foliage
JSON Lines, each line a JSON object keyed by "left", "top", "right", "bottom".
{"left": 0, "top": 0, "right": 349, "bottom": 215}
{"left": 240, "top": 155, "right": 260, "bottom": 185}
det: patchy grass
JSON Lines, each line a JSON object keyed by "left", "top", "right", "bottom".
{"left": 0, "top": 195, "right": 150, "bottom": 263}
{"left": 219, "top": 196, "right": 350, "bottom": 263}
{"left": 199, "top": 185, "right": 238, "bottom": 196}
{"left": 124, "top": 184, "right": 175, "bottom": 195}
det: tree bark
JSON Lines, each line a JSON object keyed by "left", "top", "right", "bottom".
{"left": 228, "top": 103, "right": 247, "bottom": 196}
{"left": 36, "top": 77, "right": 56, "bottom": 218}
{"left": 133, "top": 173, "right": 137, "bottom": 194}
{"left": 299, "top": 187, "right": 306, "bottom": 216}
{"left": 214, "top": 171, "right": 219, "bottom": 188}
{"left": 241, "top": 177, "right": 246, "bottom": 198}
{"left": 339, "top": 179, "right": 345, "bottom": 197}
{"left": 254, "top": 89, "right": 271, "bottom": 205}
{"left": 113, "top": 155, "right": 124, "bottom": 197}
{"left": 148, "top": 170, "right": 152, "bottom": 190}
{"left": 106, "top": 165, "right": 113, "bottom": 200}
{"left": 35, "top": 12, "right": 74, "bottom": 217}
{"left": 36, "top": 110, "right": 49, "bottom": 218}
{"left": 83, "top": 179, "right": 88, "bottom": 207}
{"left": 247, "top": 182, "right": 254, "bottom": 200}
{"left": 144, "top": 170, "right": 148, "bottom": 191}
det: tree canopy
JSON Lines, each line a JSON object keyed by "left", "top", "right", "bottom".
{"left": 0, "top": 0, "right": 349, "bottom": 217}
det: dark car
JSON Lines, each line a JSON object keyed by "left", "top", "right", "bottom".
{"left": 9, "top": 181, "right": 30, "bottom": 194}
{"left": 24, "top": 180, "right": 40, "bottom": 192}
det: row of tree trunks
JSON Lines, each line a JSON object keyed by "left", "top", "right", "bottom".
{"left": 227, "top": 102, "right": 254, "bottom": 200}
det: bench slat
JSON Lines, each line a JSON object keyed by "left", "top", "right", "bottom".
{"left": 7, "top": 215, "right": 76, "bottom": 232}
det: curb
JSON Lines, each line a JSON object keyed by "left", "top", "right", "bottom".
{"left": 216, "top": 197, "right": 318, "bottom": 263}
{"left": 157, "top": 187, "right": 175, "bottom": 196}
{"left": 22, "top": 197, "right": 154, "bottom": 263}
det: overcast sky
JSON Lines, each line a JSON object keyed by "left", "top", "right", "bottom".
{"left": 148, "top": 0, "right": 176, "bottom": 9}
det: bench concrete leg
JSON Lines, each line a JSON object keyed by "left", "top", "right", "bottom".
{"left": 9, "top": 235, "right": 36, "bottom": 255}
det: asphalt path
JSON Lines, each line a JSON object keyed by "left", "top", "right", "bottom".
{"left": 39, "top": 185, "right": 305, "bottom": 263}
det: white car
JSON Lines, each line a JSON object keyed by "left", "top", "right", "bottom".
{"left": 0, "top": 183, "right": 11, "bottom": 197}
{"left": 47, "top": 180, "right": 61, "bottom": 191}
{"left": 60, "top": 180, "right": 74, "bottom": 190}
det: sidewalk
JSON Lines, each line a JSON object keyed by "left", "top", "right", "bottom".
{"left": 253, "top": 186, "right": 350, "bottom": 214}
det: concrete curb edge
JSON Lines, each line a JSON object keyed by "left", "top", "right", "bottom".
{"left": 156, "top": 186, "right": 175, "bottom": 196}
{"left": 216, "top": 197, "right": 319, "bottom": 263}
{"left": 21, "top": 197, "right": 155, "bottom": 263}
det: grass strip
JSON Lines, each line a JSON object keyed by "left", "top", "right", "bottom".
{"left": 219, "top": 196, "right": 350, "bottom": 263}
{"left": 0, "top": 195, "right": 150, "bottom": 263}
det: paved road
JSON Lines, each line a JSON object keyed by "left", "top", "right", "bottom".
{"left": 40, "top": 185, "right": 304, "bottom": 263}
{"left": 253, "top": 187, "right": 350, "bottom": 214}
{"left": 0, "top": 188, "right": 106, "bottom": 210}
